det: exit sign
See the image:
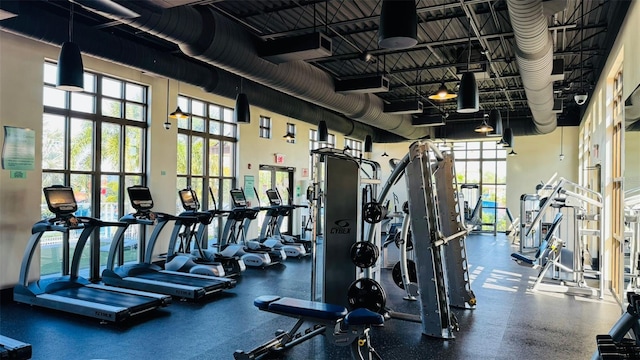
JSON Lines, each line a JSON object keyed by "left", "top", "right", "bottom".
{"left": 275, "top": 153, "right": 285, "bottom": 164}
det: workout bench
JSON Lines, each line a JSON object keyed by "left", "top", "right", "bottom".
{"left": 234, "top": 295, "right": 384, "bottom": 360}
{"left": 510, "top": 212, "right": 563, "bottom": 269}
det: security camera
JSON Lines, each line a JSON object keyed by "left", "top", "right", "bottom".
{"left": 574, "top": 93, "right": 588, "bottom": 106}
{"left": 163, "top": 121, "right": 171, "bottom": 130}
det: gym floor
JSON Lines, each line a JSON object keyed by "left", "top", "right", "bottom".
{"left": 0, "top": 233, "right": 622, "bottom": 360}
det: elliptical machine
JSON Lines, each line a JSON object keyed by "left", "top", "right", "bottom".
{"left": 165, "top": 187, "right": 246, "bottom": 277}
{"left": 218, "top": 189, "right": 286, "bottom": 268}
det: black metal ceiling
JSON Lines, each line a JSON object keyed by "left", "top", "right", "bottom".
{"left": 1, "top": 0, "right": 632, "bottom": 139}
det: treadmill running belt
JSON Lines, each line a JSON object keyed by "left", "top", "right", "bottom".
{"left": 54, "top": 287, "right": 160, "bottom": 313}
{"left": 135, "top": 272, "right": 227, "bottom": 289}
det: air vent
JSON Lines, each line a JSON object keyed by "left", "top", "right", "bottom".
{"left": 336, "top": 75, "right": 390, "bottom": 94}
{"left": 412, "top": 115, "right": 445, "bottom": 127}
{"left": 384, "top": 100, "right": 423, "bottom": 114}
{"left": 260, "top": 32, "right": 332, "bottom": 64}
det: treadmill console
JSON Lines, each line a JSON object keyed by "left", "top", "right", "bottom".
{"left": 44, "top": 186, "right": 78, "bottom": 216}
{"left": 179, "top": 188, "right": 200, "bottom": 211}
{"left": 266, "top": 189, "right": 281, "bottom": 206}
{"left": 230, "top": 189, "right": 247, "bottom": 208}
{"left": 127, "top": 186, "right": 157, "bottom": 220}
{"left": 43, "top": 185, "right": 80, "bottom": 226}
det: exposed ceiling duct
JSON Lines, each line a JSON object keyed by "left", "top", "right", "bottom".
{"left": 505, "top": 0, "right": 564, "bottom": 134}
{"left": 0, "top": 2, "right": 406, "bottom": 143}
{"left": 73, "top": 2, "right": 432, "bottom": 140}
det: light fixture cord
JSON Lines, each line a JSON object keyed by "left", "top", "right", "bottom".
{"left": 580, "top": 1, "right": 584, "bottom": 92}
{"left": 467, "top": 15, "right": 472, "bottom": 69}
{"left": 69, "top": 2, "right": 74, "bottom": 42}
{"left": 560, "top": 126, "right": 564, "bottom": 154}
{"left": 166, "top": 78, "right": 170, "bottom": 115}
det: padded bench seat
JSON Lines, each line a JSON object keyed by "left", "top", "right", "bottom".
{"left": 344, "top": 307, "right": 384, "bottom": 326}
{"left": 510, "top": 252, "right": 535, "bottom": 266}
{"left": 254, "top": 295, "right": 348, "bottom": 321}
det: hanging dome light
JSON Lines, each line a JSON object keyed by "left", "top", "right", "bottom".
{"left": 233, "top": 93, "right": 251, "bottom": 124}
{"left": 428, "top": 83, "right": 457, "bottom": 100}
{"left": 457, "top": 73, "right": 479, "bottom": 113}
{"left": 318, "top": 120, "right": 329, "bottom": 143}
{"left": 378, "top": 0, "right": 418, "bottom": 50}
{"left": 474, "top": 119, "right": 493, "bottom": 133}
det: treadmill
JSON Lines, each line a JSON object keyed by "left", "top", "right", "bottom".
{"left": 102, "top": 185, "right": 234, "bottom": 300}
{"left": 165, "top": 187, "right": 246, "bottom": 277}
{"left": 13, "top": 186, "right": 171, "bottom": 323}
{"left": 0, "top": 335, "right": 32, "bottom": 360}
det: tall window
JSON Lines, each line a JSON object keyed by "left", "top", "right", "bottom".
{"left": 452, "top": 141, "right": 507, "bottom": 232}
{"left": 176, "top": 96, "right": 237, "bottom": 247}
{"left": 41, "top": 62, "right": 147, "bottom": 277}
{"left": 611, "top": 69, "right": 624, "bottom": 299}
{"left": 259, "top": 116, "right": 271, "bottom": 139}
{"left": 344, "top": 138, "right": 363, "bottom": 158}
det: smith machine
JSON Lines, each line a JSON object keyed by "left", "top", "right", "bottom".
{"left": 313, "top": 141, "right": 476, "bottom": 339}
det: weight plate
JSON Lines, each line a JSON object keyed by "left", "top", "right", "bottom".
{"left": 363, "top": 202, "right": 383, "bottom": 224}
{"left": 391, "top": 260, "right": 417, "bottom": 290}
{"left": 350, "top": 242, "right": 379, "bottom": 268}
{"left": 347, "top": 278, "right": 386, "bottom": 313}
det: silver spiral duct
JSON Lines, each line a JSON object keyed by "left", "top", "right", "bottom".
{"left": 506, "top": 0, "right": 559, "bottom": 134}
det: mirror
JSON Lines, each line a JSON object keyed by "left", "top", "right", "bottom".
{"left": 624, "top": 83, "right": 640, "bottom": 292}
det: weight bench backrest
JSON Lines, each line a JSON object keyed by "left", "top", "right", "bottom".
{"left": 534, "top": 212, "right": 563, "bottom": 259}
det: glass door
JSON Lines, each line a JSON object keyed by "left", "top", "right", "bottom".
{"left": 258, "top": 166, "right": 294, "bottom": 234}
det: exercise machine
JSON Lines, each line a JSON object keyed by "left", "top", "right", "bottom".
{"left": 519, "top": 178, "right": 604, "bottom": 298}
{"left": 592, "top": 292, "right": 640, "bottom": 360}
{"left": 14, "top": 185, "right": 171, "bottom": 322}
{"left": 165, "top": 187, "right": 245, "bottom": 277}
{"left": 102, "top": 185, "right": 235, "bottom": 300}
{"left": 258, "top": 188, "right": 309, "bottom": 257}
{"left": 217, "top": 189, "right": 285, "bottom": 268}
{"left": 0, "top": 335, "right": 31, "bottom": 359}
{"left": 460, "top": 184, "right": 482, "bottom": 230}
{"left": 234, "top": 296, "right": 383, "bottom": 360}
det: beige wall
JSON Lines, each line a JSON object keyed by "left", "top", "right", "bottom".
{"left": 505, "top": 127, "right": 580, "bottom": 215}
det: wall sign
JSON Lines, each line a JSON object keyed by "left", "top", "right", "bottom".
{"left": 2, "top": 126, "right": 35, "bottom": 170}
{"left": 275, "top": 153, "right": 285, "bottom": 164}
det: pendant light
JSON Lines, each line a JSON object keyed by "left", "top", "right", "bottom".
{"left": 56, "top": 3, "right": 84, "bottom": 92}
{"left": 474, "top": 118, "right": 493, "bottom": 133}
{"left": 318, "top": 120, "right": 329, "bottom": 143}
{"left": 169, "top": 81, "right": 187, "bottom": 120}
{"left": 508, "top": 149, "right": 518, "bottom": 157}
{"left": 283, "top": 132, "right": 295, "bottom": 141}
{"left": 364, "top": 135, "right": 373, "bottom": 154}
{"left": 457, "top": 16, "right": 479, "bottom": 113}
{"left": 487, "top": 84, "right": 501, "bottom": 135}
{"left": 428, "top": 83, "right": 457, "bottom": 100}
{"left": 234, "top": 78, "right": 251, "bottom": 124}
{"left": 378, "top": 0, "right": 418, "bottom": 50}
{"left": 500, "top": 108, "right": 513, "bottom": 147}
